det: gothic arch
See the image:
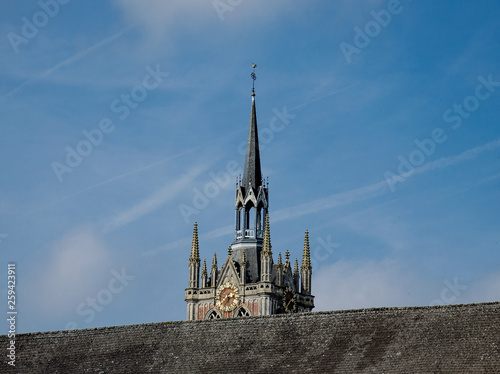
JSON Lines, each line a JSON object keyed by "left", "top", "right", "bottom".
{"left": 204, "top": 308, "right": 222, "bottom": 320}
{"left": 234, "top": 306, "right": 252, "bottom": 317}
{"left": 244, "top": 188, "right": 258, "bottom": 207}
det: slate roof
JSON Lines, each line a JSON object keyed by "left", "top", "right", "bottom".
{"left": 241, "top": 95, "right": 262, "bottom": 192}
{"left": 7, "top": 302, "right": 500, "bottom": 373}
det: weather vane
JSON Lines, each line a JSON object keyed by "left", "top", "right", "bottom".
{"left": 251, "top": 63, "right": 257, "bottom": 95}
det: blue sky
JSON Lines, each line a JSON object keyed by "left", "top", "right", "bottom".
{"left": 1, "top": 0, "right": 499, "bottom": 333}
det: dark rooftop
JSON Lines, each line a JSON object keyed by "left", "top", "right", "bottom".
{"left": 6, "top": 302, "right": 500, "bottom": 373}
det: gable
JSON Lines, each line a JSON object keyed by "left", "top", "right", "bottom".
{"left": 217, "top": 257, "right": 240, "bottom": 288}
{"left": 282, "top": 262, "right": 296, "bottom": 292}
{"left": 244, "top": 187, "right": 257, "bottom": 207}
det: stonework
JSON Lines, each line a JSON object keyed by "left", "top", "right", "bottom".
{"left": 185, "top": 93, "right": 314, "bottom": 320}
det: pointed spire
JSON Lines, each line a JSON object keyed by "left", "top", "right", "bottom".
{"left": 294, "top": 258, "right": 301, "bottom": 292}
{"left": 285, "top": 249, "right": 290, "bottom": 262}
{"left": 212, "top": 252, "right": 218, "bottom": 270}
{"left": 188, "top": 222, "right": 200, "bottom": 288}
{"left": 262, "top": 214, "right": 272, "bottom": 255}
{"left": 302, "top": 230, "right": 312, "bottom": 270}
{"left": 210, "top": 252, "right": 218, "bottom": 288}
{"left": 240, "top": 248, "right": 247, "bottom": 284}
{"left": 276, "top": 252, "right": 283, "bottom": 287}
{"left": 241, "top": 67, "right": 262, "bottom": 192}
{"left": 227, "top": 245, "right": 233, "bottom": 258}
{"left": 202, "top": 259, "right": 207, "bottom": 278}
{"left": 201, "top": 259, "right": 208, "bottom": 288}
{"left": 260, "top": 214, "right": 273, "bottom": 282}
{"left": 189, "top": 222, "right": 200, "bottom": 263}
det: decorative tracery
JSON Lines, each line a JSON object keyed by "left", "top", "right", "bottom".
{"left": 234, "top": 307, "right": 251, "bottom": 317}
{"left": 205, "top": 309, "right": 221, "bottom": 320}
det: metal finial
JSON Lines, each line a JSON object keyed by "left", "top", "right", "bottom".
{"left": 251, "top": 63, "right": 257, "bottom": 95}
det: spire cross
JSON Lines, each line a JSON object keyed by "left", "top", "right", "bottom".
{"left": 251, "top": 63, "right": 257, "bottom": 96}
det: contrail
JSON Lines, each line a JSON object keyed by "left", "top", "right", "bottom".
{"left": 1, "top": 27, "right": 133, "bottom": 100}
{"left": 146, "top": 138, "right": 500, "bottom": 255}
{"left": 290, "top": 81, "right": 359, "bottom": 112}
{"left": 30, "top": 146, "right": 201, "bottom": 213}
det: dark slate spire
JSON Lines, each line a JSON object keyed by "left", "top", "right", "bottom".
{"left": 242, "top": 64, "right": 262, "bottom": 191}
{"left": 241, "top": 94, "right": 262, "bottom": 191}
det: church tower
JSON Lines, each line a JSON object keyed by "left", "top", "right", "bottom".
{"left": 185, "top": 65, "right": 314, "bottom": 320}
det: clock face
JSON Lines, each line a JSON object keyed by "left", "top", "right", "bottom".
{"left": 283, "top": 287, "right": 296, "bottom": 313}
{"left": 216, "top": 282, "right": 239, "bottom": 312}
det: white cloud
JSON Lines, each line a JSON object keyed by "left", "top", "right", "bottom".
{"left": 314, "top": 257, "right": 500, "bottom": 313}
{"left": 114, "top": 0, "right": 298, "bottom": 43}
{"left": 336, "top": 204, "right": 413, "bottom": 253}
{"left": 29, "top": 225, "right": 113, "bottom": 316}
{"left": 313, "top": 258, "right": 427, "bottom": 311}
{"left": 113, "top": 0, "right": 216, "bottom": 46}
{"left": 462, "top": 272, "right": 500, "bottom": 304}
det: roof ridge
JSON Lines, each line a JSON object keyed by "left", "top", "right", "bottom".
{"left": 12, "top": 301, "right": 500, "bottom": 337}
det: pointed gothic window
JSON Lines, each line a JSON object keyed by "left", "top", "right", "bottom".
{"left": 247, "top": 206, "right": 253, "bottom": 229}
{"left": 234, "top": 307, "right": 251, "bottom": 317}
{"left": 236, "top": 207, "right": 242, "bottom": 230}
{"left": 205, "top": 310, "right": 221, "bottom": 320}
{"left": 244, "top": 204, "right": 255, "bottom": 238}
{"left": 256, "top": 207, "right": 264, "bottom": 238}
